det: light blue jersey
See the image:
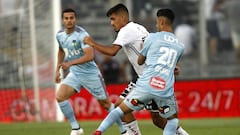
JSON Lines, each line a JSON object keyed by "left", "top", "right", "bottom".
{"left": 56, "top": 25, "right": 107, "bottom": 99}
{"left": 136, "top": 31, "right": 184, "bottom": 97}
{"left": 56, "top": 25, "right": 100, "bottom": 78}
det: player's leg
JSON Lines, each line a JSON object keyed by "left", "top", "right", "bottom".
{"left": 92, "top": 86, "right": 147, "bottom": 135}
{"left": 97, "top": 98, "right": 127, "bottom": 134}
{"left": 56, "top": 73, "right": 84, "bottom": 135}
{"left": 116, "top": 82, "right": 142, "bottom": 135}
{"left": 176, "top": 126, "right": 190, "bottom": 135}
{"left": 92, "top": 103, "right": 133, "bottom": 135}
{"left": 56, "top": 84, "right": 83, "bottom": 135}
{"left": 151, "top": 112, "right": 189, "bottom": 135}
{"left": 150, "top": 111, "right": 167, "bottom": 129}
{"left": 84, "top": 75, "right": 126, "bottom": 134}
{"left": 147, "top": 99, "right": 189, "bottom": 135}
{"left": 164, "top": 117, "right": 179, "bottom": 135}
{"left": 145, "top": 100, "right": 167, "bottom": 129}
{"left": 154, "top": 96, "right": 179, "bottom": 135}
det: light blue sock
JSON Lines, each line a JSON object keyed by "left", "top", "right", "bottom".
{"left": 98, "top": 107, "right": 124, "bottom": 133}
{"left": 59, "top": 100, "right": 80, "bottom": 129}
{"left": 163, "top": 118, "right": 178, "bottom": 135}
{"left": 108, "top": 103, "right": 126, "bottom": 133}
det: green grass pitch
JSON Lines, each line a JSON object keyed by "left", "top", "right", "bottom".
{"left": 0, "top": 118, "right": 240, "bottom": 135}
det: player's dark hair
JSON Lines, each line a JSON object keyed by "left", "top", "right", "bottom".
{"left": 62, "top": 8, "right": 77, "bottom": 18}
{"left": 106, "top": 3, "right": 129, "bottom": 17}
{"left": 157, "top": 8, "right": 175, "bottom": 24}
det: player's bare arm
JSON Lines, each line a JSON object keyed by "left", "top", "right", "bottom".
{"left": 55, "top": 47, "right": 65, "bottom": 83}
{"left": 61, "top": 47, "right": 94, "bottom": 70}
{"left": 83, "top": 36, "right": 121, "bottom": 56}
{"left": 138, "top": 54, "right": 146, "bottom": 65}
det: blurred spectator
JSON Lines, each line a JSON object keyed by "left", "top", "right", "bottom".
{"left": 214, "top": 0, "right": 233, "bottom": 52}
{"left": 132, "top": 0, "right": 155, "bottom": 32}
{"left": 205, "top": 0, "right": 233, "bottom": 61}
{"left": 205, "top": 0, "right": 221, "bottom": 60}
{"left": 226, "top": 0, "right": 240, "bottom": 62}
{"left": 99, "top": 55, "right": 121, "bottom": 84}
{"left": 175, "top": 17, "right": 197, "bottom": 56}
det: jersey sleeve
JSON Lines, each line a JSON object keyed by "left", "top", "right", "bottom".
{"left": 140, "top": 34, "right": 152, "bottom": 57}
{"left": 79, "top": 30, "right": 90, "bottom": 49}
{"left": 113, "top": 28, "right": 136, "bottom": 47}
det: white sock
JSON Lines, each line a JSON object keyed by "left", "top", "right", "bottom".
{"left": 123, "top": 120, "right": 142, "bottom": 135}
{"left": 176, "top": 126, "right": 189, "bottom": 135}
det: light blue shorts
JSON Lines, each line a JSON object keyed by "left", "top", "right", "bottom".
{"left": 124, "top": 88, "right": 178, "bottom": 119}
{"left": 62, "top": 72, "right": 108, "bottom": 100}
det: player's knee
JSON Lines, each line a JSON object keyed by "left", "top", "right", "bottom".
{"left": 55, "top": 91, "right": 69, "bottom": 102}
{"left": 99, "top": 100, "right": 111, "bottom": 110}
{"left": 56, "top": 95, "right": 65, "bottom": 103}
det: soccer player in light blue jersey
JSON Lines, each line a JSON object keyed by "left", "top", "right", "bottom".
{"left": 92, "top": 8, "right": 185, "bottom": 135}
{"left": 54, "top": 8, "right": 126, "bottom": 135}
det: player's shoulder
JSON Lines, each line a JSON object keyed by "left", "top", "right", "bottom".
{"left": 56, "top": 28, "right": 65, "bottom": 39}
{"left": 119, "top": 22, "right": 149, "bottom": 38}
{"left": 123, "top": 22, "right": 147, "bottom": 31}
{"left": 146, "top": 32, "right": 159, "bottom": 38}
{"left": 145, "top": 32, "right": 167, "bottom": 42}
{"left": 74, "top": 25, "right": 86, "bottom": 33}
{"left": 57, "top": 28, "right": 64, "bottom": 34}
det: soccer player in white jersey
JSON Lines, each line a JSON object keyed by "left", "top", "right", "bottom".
{"left": 84, "top": 3, "right": 189, "bottom": 135}
{"left": 91, "top": 8, "right": 185, "bottom": 135}
{"left": 54, "top": 8, "right": 127, "bottom": 135}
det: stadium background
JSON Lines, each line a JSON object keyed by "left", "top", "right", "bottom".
{"left": 0, "top": 0, "right": 239, "bottom": 125}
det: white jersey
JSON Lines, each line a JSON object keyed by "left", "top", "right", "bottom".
{"left": 113, "top": 22, "right": 149, "bottom": 76}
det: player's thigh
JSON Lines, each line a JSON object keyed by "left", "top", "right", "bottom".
{"left": 124, "top": 89, "right": 152, "bottom": 111}
{"left": 155, "top": 96, "right": 178, "bottom": 119}
{"left": 56, "top": 73, "right": 82, "bottom": 102}
{"left": 97, "top": 98, "right": 111, "bottom": 110}
{"left": 56, "top": 84, "right": 76, "bottom": 102}
{"left": 83, "top": 75, "right": 108, "bottom": 100}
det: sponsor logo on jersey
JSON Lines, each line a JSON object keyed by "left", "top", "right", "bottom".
{"left": 149, "top": 77, "right": 166, "bottom": 89}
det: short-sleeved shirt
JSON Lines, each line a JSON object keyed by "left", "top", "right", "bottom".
{"left": 113, "top": 22, "right": 149, "bottom": 76}
{"left": 56, "top": 26, "right": 107, "bottom": 99}
{"left": 136, "top": 31, "right": 185, "bottom": 97}
{"left": 56, "top": 25, "right": 100, "bottom": 78}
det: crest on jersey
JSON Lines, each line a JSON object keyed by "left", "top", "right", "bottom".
{"left": 72, "top": 40, "right": 77, "bottom": 46}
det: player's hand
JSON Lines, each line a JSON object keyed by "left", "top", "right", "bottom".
{"left": 61, "top": 62, "right": 71, "bottom": 70}
{"left": 83, "top": 36, "right": 95, "bottom": 46}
